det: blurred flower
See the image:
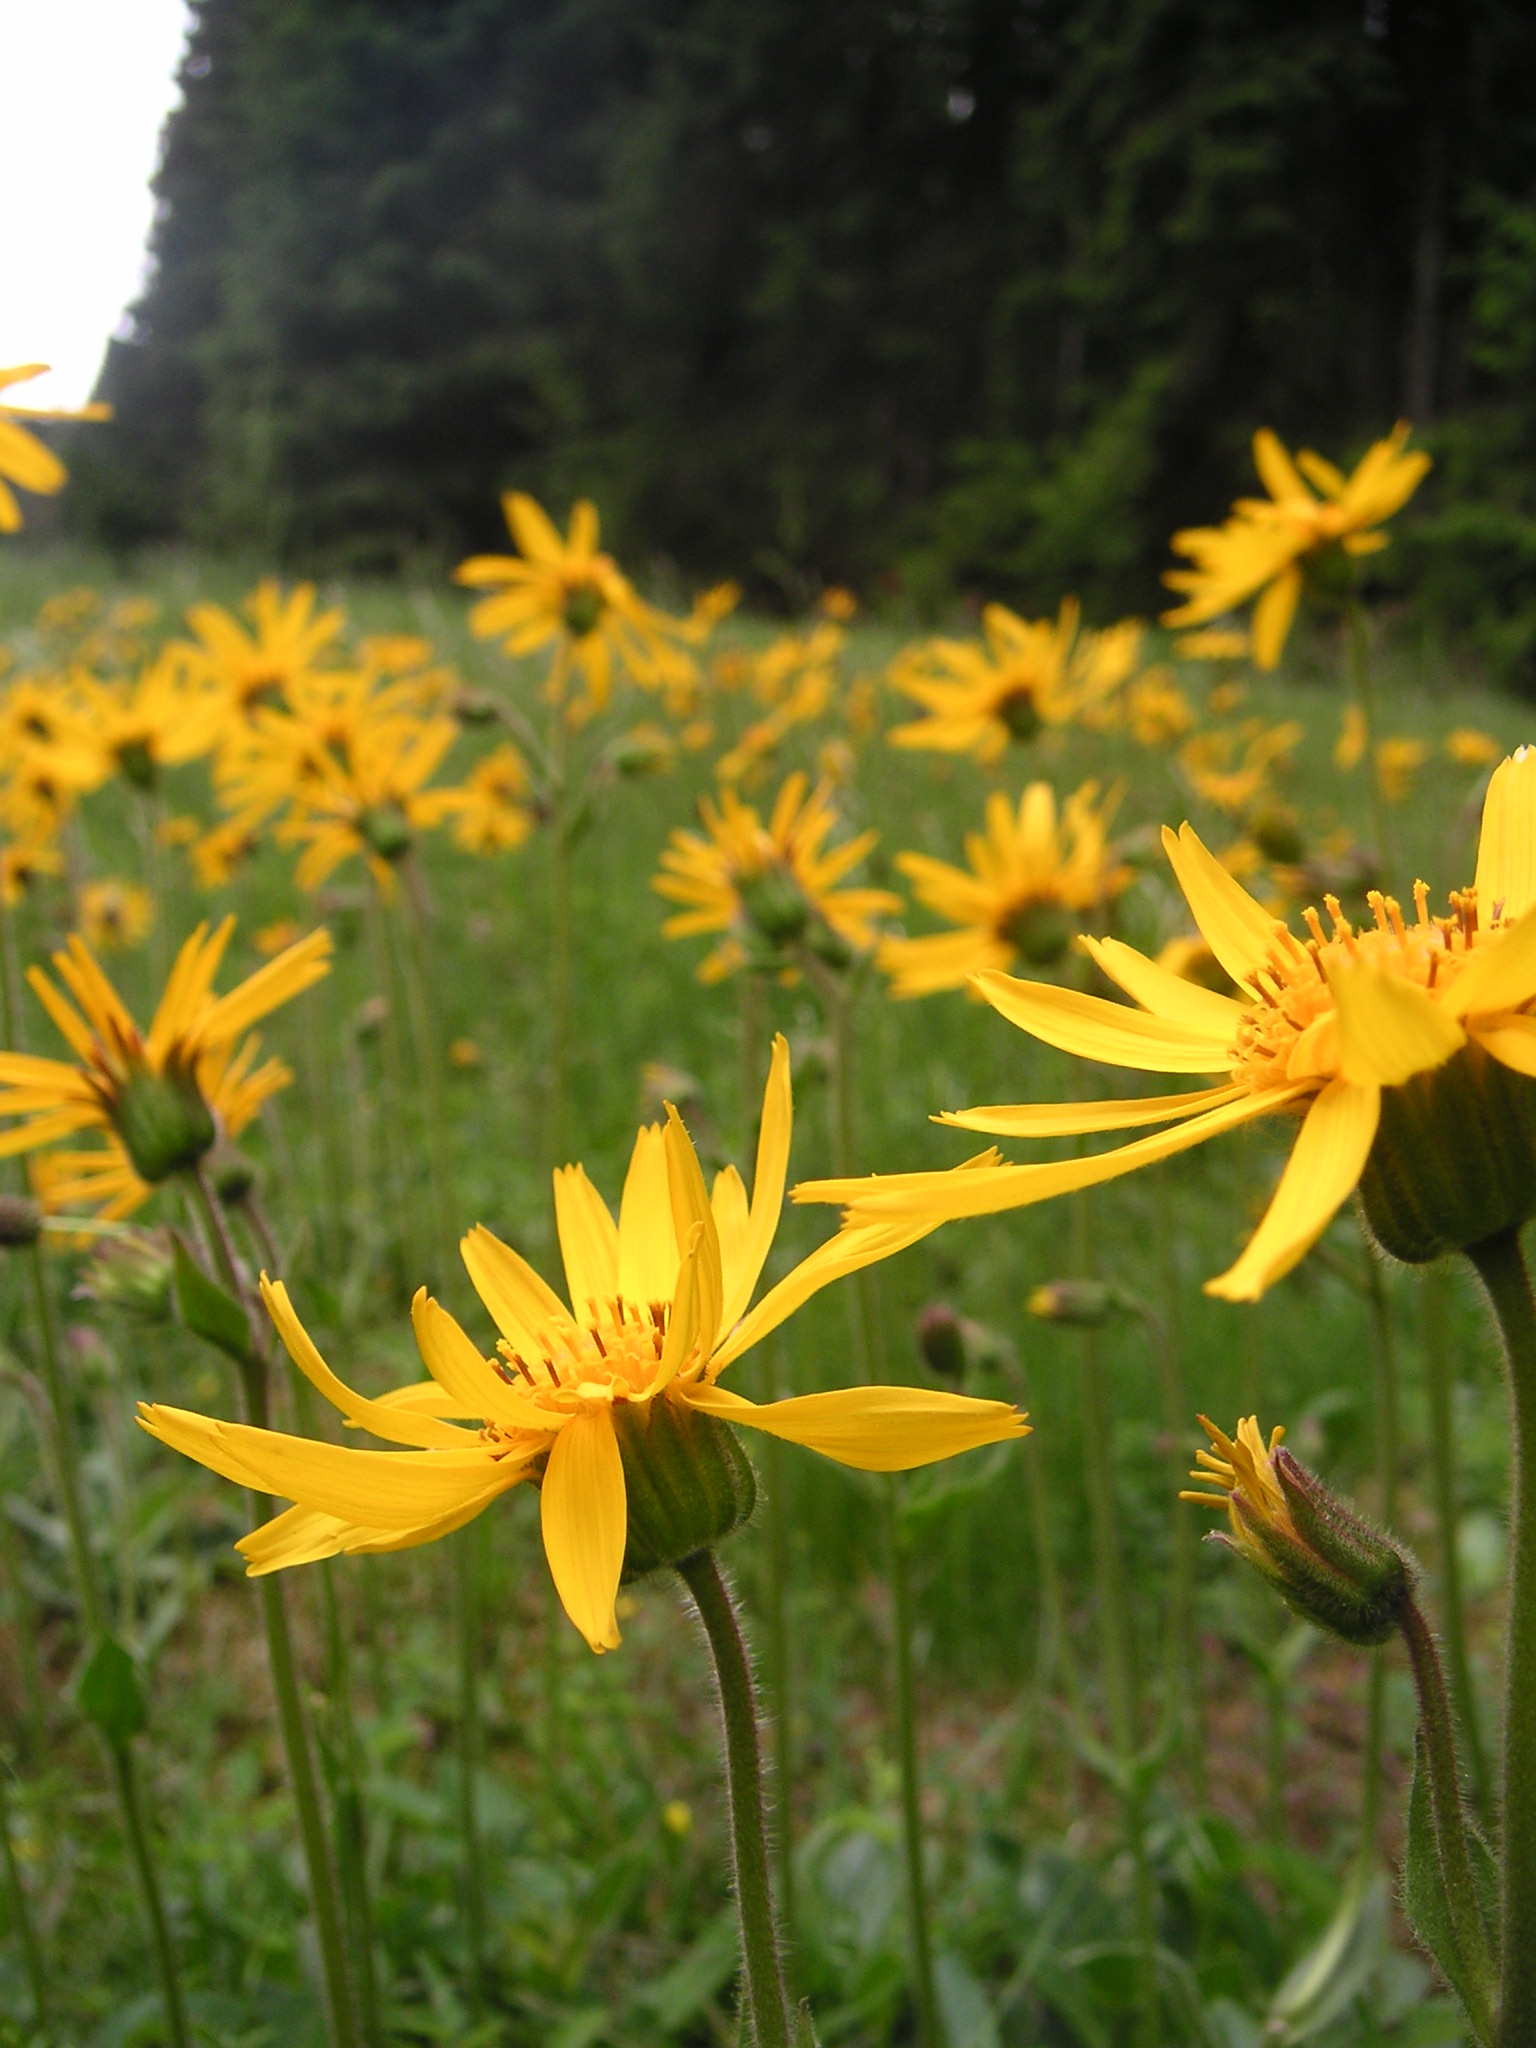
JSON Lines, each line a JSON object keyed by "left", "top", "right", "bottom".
{"left": 440, "top": 743, "right": 536, "bottom": 854}
{"left": 0, "top": 835, "right": 62, "bottom": 907}
{"left": 1123, "top": 666, "right": 1195, "bottom": 747}
{"left": 255, "top": 920, "right": 304, "bottom": 958}
{"left": 78, "top": 879, "right": 154, "bottom": 954}
{"left": 1155, "top": 933, "right": 1236, "bottom": 995}
{"left": 1376, "top": 736, "right": 1428, "bottom": 805}
{"left": 879, "top": 781, "right": 1131, "bottom": 997}
{"left": 661, "top": 1800, "right": 693, "bottom": 1836}
{"left": 1162, "top": 423, "right": 1430, "bottom": 668}
{"left": 888, "top": 600, "right": 1121, "bottom": 761}
{"left": 819, "top": 587, "right": 858, "bottom": 621}
{"left": 176, "top": 581, "right": 348, "bottom": 739}
{"left": 1447, "top": 727, "right": 1500, "bottom": 769}
{"left": 800, "top": 751, "right": 1536, "bottom": 1294}
{"left": 1179, "top": 719, "right": 1303, "bottom": 817}
{"left": 0, "top": 919, "right": 329, "bottom": 1186}
{"left": 140, "top": 1038, "right": 1025, "bottom": 1652}
{"left": 448, "top": 1038, "right": 481, "bottom": 1069}
{"left": 0, "top": 364, "right": 110, "bottom": 532}
{"left": 1334, "top": 703, "right": 1368, "bottom": 772}
{"left": 654, "top": 772, "right": 900, "bottom": 982}
{"left": 193, "top": 820, "right": 263, "bottom": 890}
{"left": 76, "top": 650, "right": 212, "bottom": 790}
{"left": 455, "top": 493, "right": 698, "bottom": 720}
{"left": 1176, "top": 629, "right": 1250, "bottom": 661}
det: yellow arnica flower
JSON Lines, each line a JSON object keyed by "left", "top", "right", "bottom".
{"left": 139, "top": 1038, "right": 1025, "bottom": 1653}
{"left": 799, "top": 750, "right": 1536, "bottom": 1298}
{"left": 76, "top": 651, "right": 212, "bottom": 789}
{"left": 455, "top": 494, "right": 696, "bottom": 720}
{"left": 79, "top": 879, "right": 155, "bottom": 953}
{"left": 441, "top": 742, "right": 535, "bottom": 855}
{"left": 175, "top": 580, "right": 347, "bottom": 738}
{"left": 888, "top": 600, "right": 1108, "bottom": 761}
{"left": 0, "top": 919, "right": 331, "bottom": 1185}
{"left": 879, "top": 781, "right": 1131, "bottom": 997}
{"left": 1161, "top": 423, "right": 1430, "bottom": 669}
{"left": 654, "top": 772, "right": 900, "bottom": 982}
{"left": 0, "top": 365, "right": 110, "bottom": 532}
{"left": 1180, "top": 1415, "right": 1292, "bottom": 1575}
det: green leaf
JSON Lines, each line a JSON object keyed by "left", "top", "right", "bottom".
{"left": 793, "top": 2000, "right": 822, "bottom": 2048}
{"left": 1268, "top": 1862, "right": 1389, "bottom": 2042}
{"left": 172, "top": 1234, "right": 253, "bottom": 1366}
{"left": 77, "top": 1634, "right": 148, "bottom": 1746}
{"left": 1401, "top": 1736, "right": 1499, "bottom": 2041}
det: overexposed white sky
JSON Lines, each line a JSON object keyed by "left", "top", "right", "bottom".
{"left": 0, "top": 0, "right": 192, "bottom": 408}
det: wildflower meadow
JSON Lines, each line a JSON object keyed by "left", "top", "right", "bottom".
{"left": 6, "top": 295, "right": 1536, "bottom": 2048}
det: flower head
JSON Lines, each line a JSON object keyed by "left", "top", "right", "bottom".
{"left": 440, "top": 743, "right": 536, "bottom": 855}
{"left": 799, "top": 749, "right": 1536, "bottom": 1296}
{"left": 888, "top": 600, "right": 1124, "bottom": 761}
{"left": 0, "top": 365, "right": 110, "bottom": 532}
{"left": 0, "top": 919, "right": 330, "bottom": 1185}
{"left": 654, "top": 772, "right": 899, "bottom": 981}
{"left": 175, "top": 580, "right": 348, "bottom": 739}
{"left": 455, "top": 494, "right": 697, "bottom": 720}
{"left": 79, "top": 879, "right": 155, "bottom": 954}
{"left": 75, "top": 652, "right": 212, "bottom": 789}
{"left": 1161, "top": 424, "right": 1430, "bottom": 668}
{"left": 879, "top": 781, "right": 1132, "bottom": 996}
{"left": 140, "top": 1038, "right": 1025, "bottom": 1652}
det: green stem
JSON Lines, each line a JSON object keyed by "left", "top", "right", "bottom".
{"left": 677, "top": 1549, "right": 791, "bottom": 2048}
{"left": 363, "top": 884, "right": 416, "bottom": 1287}
{"left": 1400, "top": 1598, "right": 1496, "bottom": 2040}
{"left": 1362, "top": 1246, "right": 1401, "bottom": 1863}
{"left": 455, "top": 1519, "right": 487, "bottom": 2009}
{"left": 110, "top": 1739, "right": 191, "bottom": 2048}
{"left": 395, "top": 876, "right": 460, "bottom": 1295}
{"left": 1345, "top": 599, "right": 1394, "bottom": 883}
{"left": 1149, "top": 1200, "right": 1202, "bottom": 1773}
{"left": 824, "top": 975, "right": 940, "bottom": 2048}
{"left": 0, "top": 1758, "right": 50, "bottom": 2032}
{"left": 185, "top": 1167, "right": 362, "bottom": 2048}
{"left": 1423, "top": 1263, "right": 1489, "bottom": 1816}
{"left": 546, "top": 660, "right": 573, "bottom": 1176}
{"left": 1465, "top": 1227, "right": 1536, "bottom": 2047}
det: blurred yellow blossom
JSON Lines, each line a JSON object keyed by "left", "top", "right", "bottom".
{"left": 0, "top": 365, "right": 110, "bottom": 532}
{"left": 78, "top": 880, "right": 154, "bottom": 954}
{"left": 1334, "top": 704, "right": 1368, "bottom": 771}
{"left": 448, "top": 1038, "right": 482, "bottom": 1068}
{"left": 1446, "top": 727, "right": 1501, "bottom": 768}
{"left": 819, "top": 587, "right": 858, "bottom": 621}
{"left": 255, "top": 921, "right": 304, "bottom": 958}
{"left": 1376, "top": 736, "right": 1428, "bottom": 805}
{"left": 1176, "top": 629, "right": 1250, "bottom": 661}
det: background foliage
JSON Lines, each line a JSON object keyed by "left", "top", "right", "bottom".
{"left": 55, "top": 0, "right": 1536, "bottom": 674}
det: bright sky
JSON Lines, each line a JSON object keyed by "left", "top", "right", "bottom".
{"left": 0, "top": 0, "right": 192, "bottom": 409}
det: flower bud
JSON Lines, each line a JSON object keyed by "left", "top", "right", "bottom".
{"left": 562, "top": 585, "right": 605, "bottom": 639}
{"left": 77, "top": 1232, "right": 174, "bottom": 1321}
{"left": 1184, "top": 1416, "right": 1412, "bottom": 1646}
{"left": 211, "top": 1146, "right": 259, "bottom": 1207}
{"left": 359, "top": 801, "right": 413, "bottom": 864}
{"left": 738, "top": 867, "right": 809, "bottom": 948}
{"left": 916, "top": 1303, "right": 967, "bottom": 1382}
{"left": 0, "top": 1194, "right": 43, "bottom": 1247}
{"left": 606, "top": 725, "right": 676, "bottom": 779}
{"left": 114, "top": 1060, "right": 217, "bottom": 1182}
{"left": 614, "top": 1395, "right": 757, "bottom": 1579}
{"left": 1027, "top": 1279, "right": 1115, "bottom": 1326}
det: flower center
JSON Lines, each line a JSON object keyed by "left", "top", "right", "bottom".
{"left": 495, "top": 1296, "right": 672, "bottom": 1414}
{"left": 999, "top": 894, "right": 1076, "bottom": 967}
{"left": 562, "top": 582, "right": 605, "bottom": 639}
{"left": 996, "top": 686, "right": 1041, "bottom": 742}
{"left": 1229, "top": 884, "right": 1494, "bottom": 1094}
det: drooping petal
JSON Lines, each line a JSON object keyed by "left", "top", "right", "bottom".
{"left": 617, "top": 1124, "right": 679, "bottom": 1306}
{"left": 938, "top": 1083, "right": 1248, "bottom": 1137}
{"left": 683, "top": 1381, "right": 1027, "bottom": 1470}
{"left": 1250, "top": 565, "right": 1303, "bottom": 669}
{"left": 1159, "top": 825, "right": 1279, "bottom": 990}
{"left": 262, "top": 1277, "right": 474, "bottom": 1448}
{"left": 1205, "top": 1079, "right": 1380, "bottom": 1302}
{"left": 236, "top": 1479, "right": 525, "bottom": 1573}
{"left": 1474, "top": 750, "right": 1536, "bottom": 924}
{"left": 1325, "top": 959, "right": 1466, "bottom": 1083}
{"left": 194, "top": 928, "right": 333, "bottom": 1051}
{"left": 1079, "top": 936, "right": 1244, "bottom": 1034}
{"left": 539, "top": 1406, "right": 625, "bottom": 1652}
{"left": 552, "top": 1165, "right": 620, "bottom": 1318}
{"left": 461, "top": 1224, "right": 575, "bottom": 1351}
{"left": 1441, "top": 904, "right": 1536, "bottom": 1021}
{"left": 409, "top": 1289, "right": 555, "bottom": 1431}
{"left": 971, "top": 970, "right": 1233, "bottom": 1074}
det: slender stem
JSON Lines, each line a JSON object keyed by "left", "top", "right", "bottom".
{"left": 455, "top": 1519, "right": 487, "bottom": 2009}
{"left": 1150, "top": 1199, "right": 1202, "bottom": 1773}
{"left": 395, "top": 878, "right": 460, "bottom": 1295}
{"left": 885, "top": 1478, "right": 940, "bottom": 2048}
{"left": 1400, "top": 1599, "right": 1496, "bottom": 2040}
{"left": 0, "top": 1508, "right": 46, "bottom": 1758}
{"left": 185, "top": 1167, "right": 362, "bottom": 2048}
{"left": 363, "top": 885, "right": 415, "bottom": 1286}
{"left": 546, "top": 652, "right": 573, "bottom": 1176}
{"left": 110, "top": 1741, "right": 192, "bottom": 2048}
{"left": 823, "top": 973, "right": 940, "bottom": 2048}
{"left": 1345, "top": 599, "right": 1394, "bottom": 883}
{"left": 1423, "top": 1262, "right": 1489, "bottom": 1816}
{"left": 1361, "top": 1246, "right": 1400, "bottom": 1864}
{"left": 677, "top": 1550, "right": 791, "bottom": 2048}
{"left": 0, "top": 1759, "right": 50, "bottom": 2032}
{"left": 1465, "top": 1227, "right": 1536, "bottom": 2047}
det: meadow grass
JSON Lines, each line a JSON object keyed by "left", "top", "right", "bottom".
{"left": 0, "top": 545, "right": 1522, "bottom": 2047}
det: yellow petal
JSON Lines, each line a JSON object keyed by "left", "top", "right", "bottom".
{"left": 1252, "top": 428, "right": 1310, "bottom": 503}
{"left": 196, "top": 928, "right": 332, "bottom": 1049}
{"left": 1474, "top": 1015, "right": 1536, "bottom": 1078}
{"left": 664, "top": 1107, "right": 724, "bottom": 1347}
{"left": 654, "top": 1225, "right": 706, "bottom": 1392}
{"left": 1324, "top": 959, "right": 1466, "bottom": 1084}
{"left": 540, "top": 1407, "right": 625, "bottom": 1652}
{"left": 1080, "top": 936, "right": 1244, "bottom": 1035}
{"left": 139, "top": 1404, "right": 505, "bottom": 1525}
{"left": 409, "top": 1289, "right": 554, "bottom": 1432}
{"left": 1251, "top": 565, "right": 1302, "bottom": 669}
{"left": 709, "top": 1165, "right": 752, "bottom": 1321}
{"left": 238, "top": 1479, "right": 523, "bottom": 1574}
{"left": 971, "top": 969, "right": 1232, "bottom": 1074}
{"left": 684, "top": 1381, "right": 1028, "bottom": 1470}
{"left": 728, "top": 1034, "right": 792, "bottom": 1328}
{"left": 1206, "top": 1079, "right": 1380, "bottom": 1301}
{"left": 939, "top": 1083, "right": 1247, "bottom": 1137}
{"left": 552, "top": 1165, "right": 620, "bottom": 1318}
{"left": 461, "top": 1224, "right": 575, "bottom": 1351}
{"left": 1474, "top": 749, "right": 1536, "bottom": 924}
{"left": 796, "top": 1085, "right": 1302, "bottom": 1228}
{"left": 1159, "top": 824, "right": 1278, "bottom": 990}
{"left": 617, "top": 1124, "right": 678, "bottom": 1306}
{"left": 262, "top": 1277, "right": 473, "bottom": 1449}
{"left": 1441, "top": 905, "right": 1536, "bottom": 1021}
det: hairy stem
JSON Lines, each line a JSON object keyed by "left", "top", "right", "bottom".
{"left": 1423, "top": 1262, "right": 1489, "bottom": 1816}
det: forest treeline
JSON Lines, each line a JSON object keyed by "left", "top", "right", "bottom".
{"left": 61, "top": 0, "right": 1536, "bottom": 676}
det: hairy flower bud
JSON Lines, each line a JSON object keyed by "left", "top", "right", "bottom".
{"left": 614, "top": 1396, "right": 757, "bottom": 1580}
{"left": 77, "top": 1232, "right": 174, "bottom": 1321}
{"left": 114, "top": 1060, "right": 217, "bottom": 1183}
{"left": 1026, "top": 1278, "right": 1115, "bottom": 1326}
{"left": 0, "top": 1194, "right": 43, "bottom": 1247}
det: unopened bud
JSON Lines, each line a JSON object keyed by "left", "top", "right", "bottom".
{"left": 607, "top": 726, "right": 675, "bottom": 779}
{"left": 211, "top": 1147, "right": 259, "bottom": 1207}
{"left": 114, "top": 1061, "right": 216, "bottom": 1182}
{"left": 77, "top": 1232, "right": 174, "bottom": 1320}
{"left": 1184, "top": 1416, "right": 1413, "bottom": 1646}
{"left": 0, "top": 1194, "right": 43, "bottom": 1247}
{"left": 453, "top": 688, "right": 502, "bottom": 725}
{"left": 1248, "top": 806, "right": 1304, "bottom": 867}
{"left": 916, "top": 1303, "right": 967, "bottom": 1382}
{"left": 359, "top": 801, "right": 413, "bottom": 864}
{"left": 1027, "top": 1279, "right": 1114, "bottom": 1326}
